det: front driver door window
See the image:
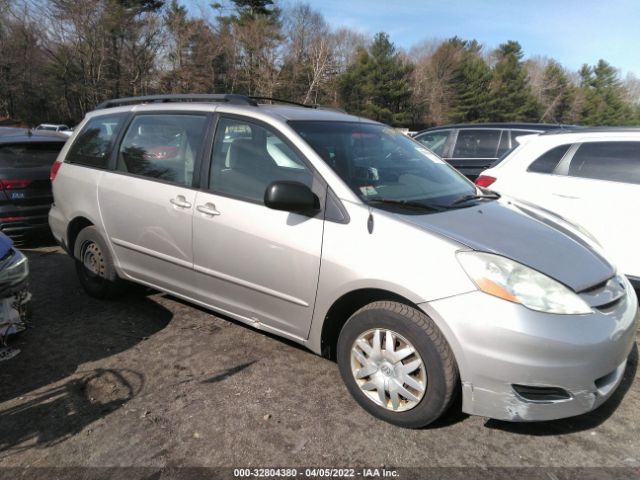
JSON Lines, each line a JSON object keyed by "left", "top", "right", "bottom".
{"left": 191, "top": 116, "right": 324, "bottom": 339}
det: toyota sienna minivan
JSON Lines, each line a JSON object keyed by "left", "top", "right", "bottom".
{"left": 49, "top": 94, "right": 637, "bottom": 428}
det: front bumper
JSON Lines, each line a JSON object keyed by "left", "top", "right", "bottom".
{"left": 420, "top": 278, "right": 638, "bottom": 422}
{"left": 0, "top": 248, "right": 30, "bottom": 338}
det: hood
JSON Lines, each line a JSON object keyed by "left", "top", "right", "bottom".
{"left": 399, "top": 199, "right": 614, "bottom": 292}
{"left": 0, "top": 232, "right": 13, "bottom": 259}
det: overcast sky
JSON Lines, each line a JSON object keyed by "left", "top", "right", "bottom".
{"left": 310, "top": 0, "right": 639, "bottom": 77}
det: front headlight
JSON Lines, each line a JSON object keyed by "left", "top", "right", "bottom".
{"left": 0, "top": 249, "right": 29, "bottom": 285}
{"left": 456, "top": 251, "right": 591, "bottom": 315}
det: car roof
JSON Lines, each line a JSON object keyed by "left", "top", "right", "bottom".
{"left": 250, "top": 104, "right": 373, "bottom": 123}
{"left": 0, "top": 131, "right": 68, "bottom": 144}
{"left": 0, "top": 127, "right": 28, "bottom": 136}
{"left": 415, "top": 122, "right": 576, "bottom": 135}
{"left": 540, "top": 126, "right": 640, "bottom": 136}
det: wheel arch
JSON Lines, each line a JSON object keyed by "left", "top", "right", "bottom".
{"left": 319, "top": 288, "right": 420, "bottom": 360}
{"left": 67, "top": 216, "right": 95, "bottom": 259}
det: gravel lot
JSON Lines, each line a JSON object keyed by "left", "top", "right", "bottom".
{"left": 0, "top": 244, "right": 638, "bottom": 471}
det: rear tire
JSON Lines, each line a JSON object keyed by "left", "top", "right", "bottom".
{"left": 337, "top": 301, "right": 458, "bottom": 428}
{"left": 74, "top": 226, "right": 123, "bottom": 299}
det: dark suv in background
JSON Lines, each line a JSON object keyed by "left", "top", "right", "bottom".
{"left": 413, "top": 123, "right": 573, "bottom": 179}
{"left": 0, "top": 129, "right": 67, "bottom": 240}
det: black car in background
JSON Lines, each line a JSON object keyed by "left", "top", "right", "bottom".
{"left": 413, "top": 123, "right": 576, "bottom": 179}
{"left": 0, "top": 129, "right": 67, "bottom": 240}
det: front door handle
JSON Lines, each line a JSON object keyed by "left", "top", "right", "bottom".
{"left": 170, "top": 195, "right": 192, "bottom": 209}
{"left": 196, "top": 203, "right": 221, "bottom": 216}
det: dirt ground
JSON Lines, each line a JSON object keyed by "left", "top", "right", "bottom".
{"left": 0, "top": 244, "right": 639, "bottom": 472}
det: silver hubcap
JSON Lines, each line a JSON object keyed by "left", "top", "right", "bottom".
{"left": 82, "top": 242, "right": 105, "bottom": 278}
{"left": 350, "top": 328, "right": 426, "bottom": 412}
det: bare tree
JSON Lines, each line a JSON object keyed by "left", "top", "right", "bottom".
{"left": 280, "top": 3, "right": 336, "bottom": 103}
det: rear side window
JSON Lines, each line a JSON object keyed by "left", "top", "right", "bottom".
{"left": 452, "top": 129, "right": 500, "bottom": 158}
{"left": 0, "top": 142, "right": 64, "bottom": 168}
{"left": 117, "top": 114, "right": 208, "bottom": 187}
{"left": 527, "top": 144, "right": 572, "bottom": 174}
{"left": 565, "top": 141, "right": 640, "bottom": 184}
{"left": 415, "top": 130, "right": 451, "bottom": 157}
{"left": 66, "top": 114, "right": 126, "bottom": 168}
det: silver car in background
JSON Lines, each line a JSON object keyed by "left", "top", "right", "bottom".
{"left": 48, "top": 95, "right": 637, "bottom": 428}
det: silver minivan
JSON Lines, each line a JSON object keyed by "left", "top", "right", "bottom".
{"left": 49, "top": 95, "right": 637, "bottom": 428}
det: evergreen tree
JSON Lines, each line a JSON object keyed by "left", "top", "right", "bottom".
{"left": 488, "top": 41, "right": 540, "bottom": 121}
{"left": 579, "top": 60, "right": 633, "bottom": 125}
{"left": 338, "top": 32, "right": 413, "bottom": 125}
{"left": 447, "top": 39, "right": 492, "bottom": 123}
{"left": 539, "top": 60, "right": 575, "bottom": 123}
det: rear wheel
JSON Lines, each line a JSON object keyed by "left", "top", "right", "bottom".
{"left": 337, "top": 301, "right": 458, "bottom": 428}
{"left": 74, "top": 226, "right": 123, "bottom": 299}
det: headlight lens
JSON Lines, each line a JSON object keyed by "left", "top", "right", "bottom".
{"left": 0, "top": 249, "right": 29, "bottom": 285}
{"left": 457, "top": 251, "right": 592, "bottom": 315}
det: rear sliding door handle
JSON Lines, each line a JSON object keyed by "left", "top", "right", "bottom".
{"left": 170, "top": 195, "right": 192, "bottom": 209}
{"left": 196, "top": 203, "right": 221, "bottom": 216}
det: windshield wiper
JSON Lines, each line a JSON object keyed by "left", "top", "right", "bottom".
{"left": 367, "top": 198, "right": 448, "bottom": 212}
{"left": 450, "top": 191, "right": 500, "bottom": 206}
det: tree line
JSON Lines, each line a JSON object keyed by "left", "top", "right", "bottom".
{"left": 1, "top": 0, "right": 638, "bottom": 128}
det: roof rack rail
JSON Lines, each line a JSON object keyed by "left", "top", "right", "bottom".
{"left": 248, "top": 96, "right": 316, "bottom": 109}
{"left": 95, "top": 94, "right": 257, "bottom": 109}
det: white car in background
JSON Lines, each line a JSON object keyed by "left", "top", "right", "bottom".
{"left": 35, "top": 124, "right": 73, "bottom": 136}
{"left": 477, "top": 128, "right": 640, "bottom": 288}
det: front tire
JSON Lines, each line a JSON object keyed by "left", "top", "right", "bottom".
{"left": 74, "top": 226, "right": 123, "bottom": 299}
{"left": 337, "top": 301, "right": 458, "bottom": 428}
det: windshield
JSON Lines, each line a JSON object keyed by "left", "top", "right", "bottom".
{"left": 290, "top": 121, "right": 477, "bottom": 212}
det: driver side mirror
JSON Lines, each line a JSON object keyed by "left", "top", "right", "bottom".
{"left": 264, "top": 181, "right": 320, "bottom": 214}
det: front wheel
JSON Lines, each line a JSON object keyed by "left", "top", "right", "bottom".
{"left": 337, "top": 301, "right": 458, "bottom": 428}
{"left": 74, "top": 226, "right": 123, "bottom": 299}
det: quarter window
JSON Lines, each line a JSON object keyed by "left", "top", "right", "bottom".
{"left": 210, "top": 117, "right": 313, "bottom": 203}
{"left": 415, "top": 131, "right": 451, "bottom": 157}
{"left": 452, "top": 129, "right": 500, "bottom": 158}
{"left": 67, "top": 114, "right": 126, "bottom": 168}
{"left": 527, "top": 144, "right": 572, "bottom": 174}
{"left": 117, "top": 114, "right": 207, "bottom": 187}
{"left": 563, "top": 141, "right": 640, "bottom": 184}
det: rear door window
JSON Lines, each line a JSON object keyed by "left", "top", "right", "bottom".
{"left": 562, "top": 141, "right": 640, "bottom": 184}
{"left": 452, "top": 129, "right": 501, "bottom": 158}
{"left": 66, "top": 114, "right": 126, "bottom": 168}
{"left": 116, "top": 114, "right": 208, "bottom": 187}
{"left": 414, "top": 130, "right": 452, "bottom": 157}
